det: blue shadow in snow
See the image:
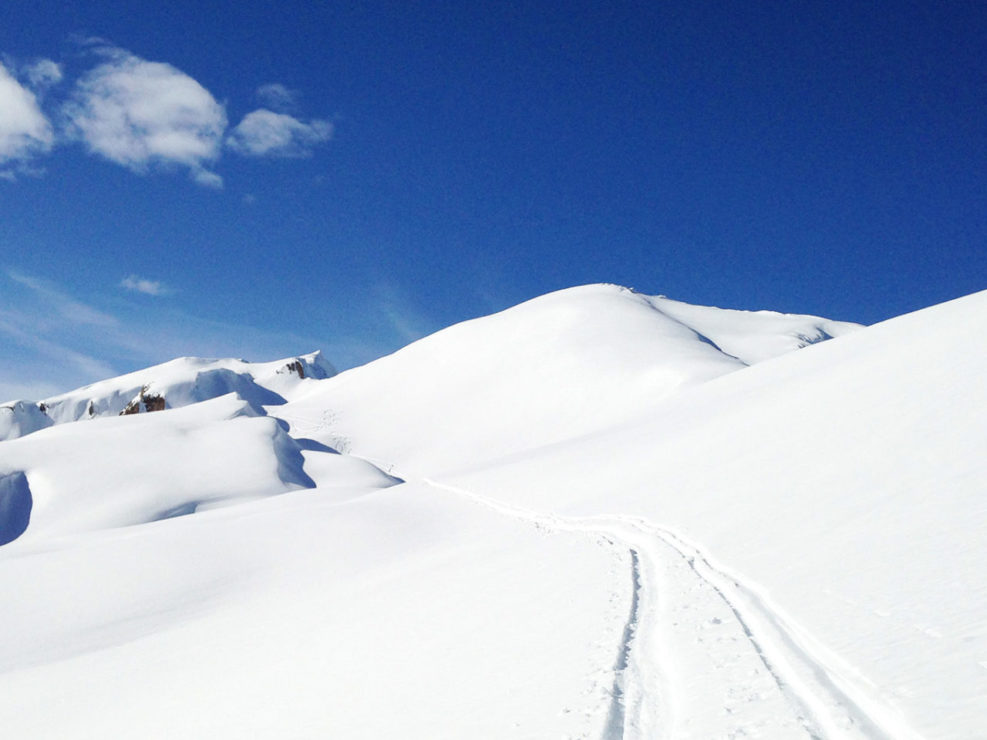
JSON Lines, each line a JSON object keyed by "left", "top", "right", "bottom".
{"left": 0, "top": 471, "right": 32, "bottom": 546}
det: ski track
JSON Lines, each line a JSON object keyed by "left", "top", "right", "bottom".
{"left": 422, "top": 478, "right": 923, "bottom": 740}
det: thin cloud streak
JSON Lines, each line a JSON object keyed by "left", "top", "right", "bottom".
{"left": 7, "top": 270, "right": 119, "bottom": 327}
{"left": 0, "top": 270, "right": 343, "bottom": 398}
{"left": 0, "top": 311, "right": 118, "bottom": 384}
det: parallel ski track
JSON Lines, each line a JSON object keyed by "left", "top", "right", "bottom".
{"left": 423, "top": 478, "right": 922, "bottom": 740}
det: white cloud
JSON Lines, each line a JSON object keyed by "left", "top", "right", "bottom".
{"left": 0, "top": 62, "right": 54, "bottom": 175}
{"left": 192, "top": 168, "right": 223, "bottom": 188}
{"left": 227, "top": 109, "right": 332, "bottom": 158}
{"left": 62, "top": 48, "right": 226, "bottom": 186}
{"left": 120, "top": 275, "right": 169, "bottom": 296}
{"left": 24, "top": 59, "right": 63, "bottom": 90}
{"left": 255, "top": 83, "right": 298, "bottom": 112}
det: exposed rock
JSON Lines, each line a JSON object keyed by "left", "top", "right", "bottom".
{"left": 283, "top": 360, "right": 305, "bottom": 378}
{"left": 143, "top": 393, "right": 165, "bottom": 412}
{"left": 120, "top": 386, "right": 167, "bottom": 415}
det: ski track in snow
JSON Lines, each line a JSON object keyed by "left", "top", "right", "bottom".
{"left": 422, "top": 478, "right": 922, "bottom": 740}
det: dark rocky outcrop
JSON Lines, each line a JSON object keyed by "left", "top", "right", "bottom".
{"left": 120, "top": 386, "right": 167, "bottom": 415}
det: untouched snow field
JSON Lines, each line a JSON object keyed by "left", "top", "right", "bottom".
{"left": 1, "top": 284, "right": 984, "bottom": 738}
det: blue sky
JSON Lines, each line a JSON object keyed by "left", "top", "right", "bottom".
{"left": 1, "top": 2, "right": 984, "bottom": 399}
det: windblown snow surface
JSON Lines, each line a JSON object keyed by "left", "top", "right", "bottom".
{"left": 1, "top": 284, "right": 984, "bottom": 739}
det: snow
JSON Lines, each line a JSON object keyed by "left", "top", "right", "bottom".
{"left": 0, "top": 400, "right": 52, "bottom": 440}
{"left": 0, "top": 284, "right": 984, "bottom": 738}
{"left": 435, "top": 288, "right": 987, "bottom": 737}
{"left": 0, "top": 350, "right": 334, "bottom": 440}
{"left": 0, "top": 482, "right": 627, "bottom": 739}
{"left": 282, "top": 284, "right": 861, "bottom": 475}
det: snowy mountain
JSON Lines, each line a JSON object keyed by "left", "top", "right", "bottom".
{"left": 0, "top": 285, "right": 983, "bottom": 739}
{"left": 280, "top": 284, "right": 861, "bottom": 474}
{"left": 0, "top": 350, "right": 335, "bottom": 441}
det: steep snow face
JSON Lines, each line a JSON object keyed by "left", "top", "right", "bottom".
{"left": 0, "top": 351, "right": 334, "bottom": 441}
{"left": 282, "top": 284, "right": 859, "bottom": 475}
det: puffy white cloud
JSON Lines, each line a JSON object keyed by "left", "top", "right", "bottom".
{"left": 3, "top": 47, "right": 332, "bottom": 185}
{"left": 120, "top": 275, "right": 169, "bottom": 296}
{"left": 255, "top": 83, "right": 298, "bottom": 112}
{"left": 63, "top": 48, "right": 226, "bottom": 185}
{"left": 0, "top": 63, "right": 54, "bottom": 173}
{"left": 227, "top": 109, "right": 332, "bottom": 158}
{"left": 23, "top": 59, "right": 63, "bottom": 90}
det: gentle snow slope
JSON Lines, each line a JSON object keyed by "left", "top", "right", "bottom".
{"left": 283, "top": 284, "right": 859, "bottom": 474}
{"left": 0, "top": 482, "right": 629, "bottom": 738}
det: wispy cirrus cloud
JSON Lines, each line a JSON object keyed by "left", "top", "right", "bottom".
{"left": 227, "top": 109, "right": 332, "bottom": 158}
{"left": 0, "top": 267, "right": 423, "bottom": 402}
{"left": 0, "top": 62, "right": 54, "bottom": 178}
{"left": 0, "top": 310, "right": 118, "bottom": 387}
{"left": 62, "top": 47, "right": 227, "bottom": 186}
{"left": 120, "top": 275, "right": 170, "bottom": 296}
{"left": 7, "top": 270, "right": 119, "bottom": 327}
{"left": 0, "top": 269, "right": 336, "bottom": 401}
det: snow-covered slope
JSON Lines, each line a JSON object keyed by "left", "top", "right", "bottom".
{"left": 1, "top": 284, "right": 983, "bottom": 739}
{"left": 0, "top": 350, "right": 334, "bottom": 441}
{"left": 421, "top": 288, "right": 987, "bottom": 738}
{"left": 0, "top": 400, "right": 53, "bottom": 440}
{"left": 643, "top": 293, "right": 860, "bottom": 364}
{"left": 282, "top": 284, "right": 860, "bottom": 474}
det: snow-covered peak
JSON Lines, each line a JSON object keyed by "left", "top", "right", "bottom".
{"left": 282, "top": 283, "right": 858, "bottom": 474}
